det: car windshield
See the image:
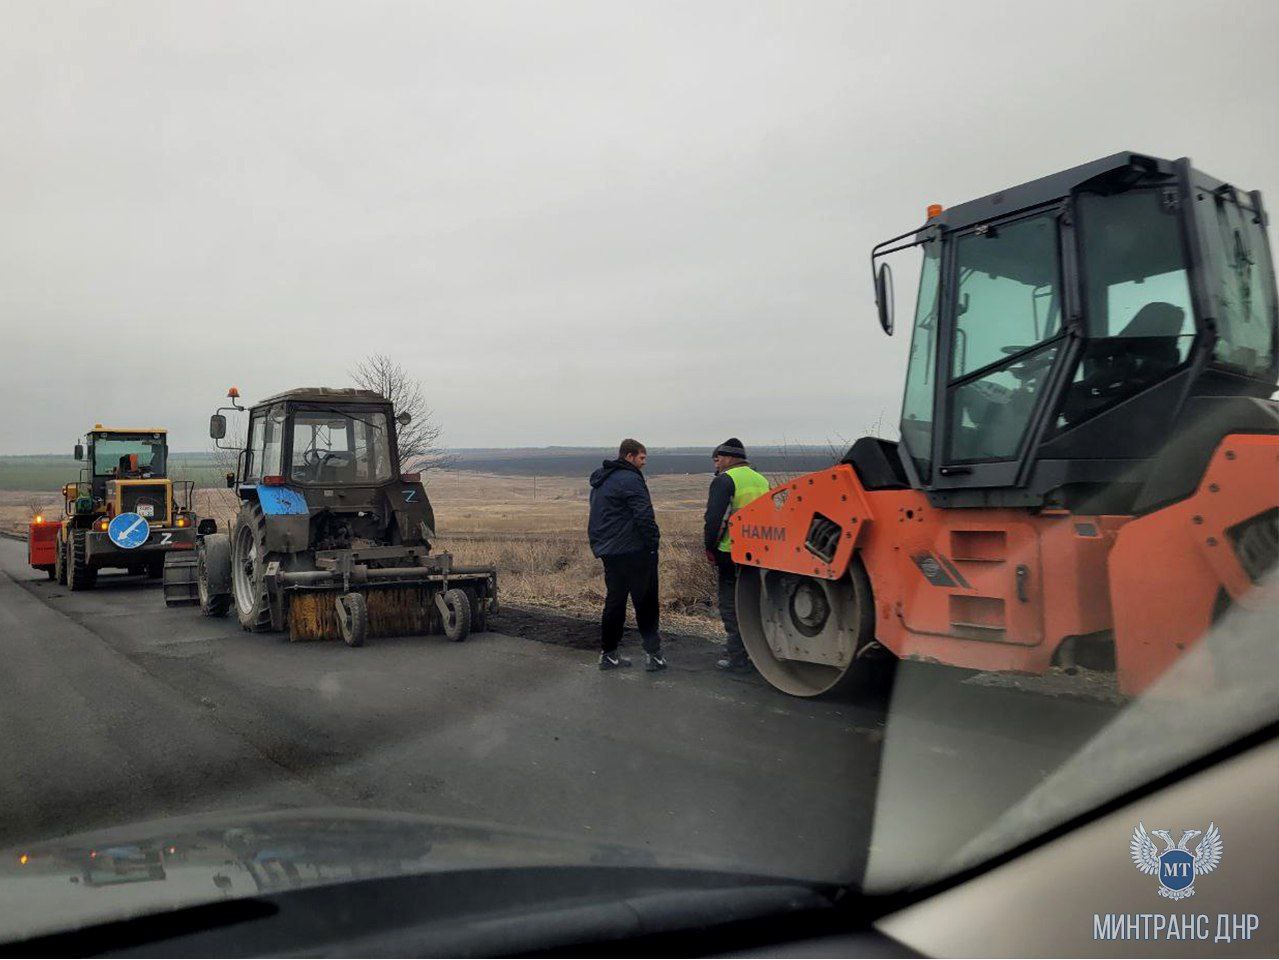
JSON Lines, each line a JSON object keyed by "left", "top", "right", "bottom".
{"left": 1, "top": 4, "right": 1277, "bottom": 955}
{"left": 91, "top": 436, "right": 166, "bottom": 477}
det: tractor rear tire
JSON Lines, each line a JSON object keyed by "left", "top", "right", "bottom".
{"left": 55, "top": 536, "right": 67, "bottom": 585}
{"left": 336, "top": 592, "right": 368, "bottom": 648}
{"left": 441, "top": 588, "right": 471, "bottom": 642}
{"left": 67, "top": 530, "right": 97, "bottom": 592}
{"left": 231, "top": 503, "right": 275, "bottom": 632}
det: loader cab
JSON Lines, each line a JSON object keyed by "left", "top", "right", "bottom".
{"left": 876, "top": 152, "right": 1278, "bottom": 510}
{"left": 80, "top": 429, "right": 169, "bottom": 499}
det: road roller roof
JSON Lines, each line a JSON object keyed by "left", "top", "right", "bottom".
{"left": 255, "top": 387, "right": 389, "bottom": 406}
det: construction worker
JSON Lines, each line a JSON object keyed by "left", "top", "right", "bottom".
{"left": 704, "top": 438, "right": 770, "bottom": 672}
{"left": 588, "top": 439, "right": 667, "bottom": 672}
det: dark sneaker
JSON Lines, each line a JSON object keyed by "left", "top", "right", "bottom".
{"left": 645, "top": 653, "right": 667, "bottom": 672}
{"left": 716, "top": 656, "right": 751, "bottom": 673}
{"left": 599, "top": 653, "right": 632, "bottom": 670}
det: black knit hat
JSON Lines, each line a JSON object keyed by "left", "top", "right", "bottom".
{"left": 713, "top": 437, "right": 746, "bottom": 459}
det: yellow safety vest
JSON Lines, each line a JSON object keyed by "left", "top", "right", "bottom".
{"left": 718, "top": 464, "right": 770, "bottom": 551}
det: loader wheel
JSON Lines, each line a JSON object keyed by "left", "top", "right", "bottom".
{"left": 232, "top": 503, "right": 275, "bottom": 632}
{"left": 67, "top": 530, "right": 97, "bottom": 592}
{"left": 441, "top": 588, "right": 471, "bottom": 642}
{"left": 55, "top": 536, "right": 67, "bottom": 585}
{"left": 736, "top": 558, "right": 880, "bottom": 699}
{"left": 162, "top": 553, "right": 200, "bottom": 607}
{"left": 336, "top": 592, "right": 368, "bottom": 648}
{"left": 197, "top": 534, "right": 232, "bottom": 618}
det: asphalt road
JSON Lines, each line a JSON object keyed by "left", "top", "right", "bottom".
{"left": 0, "top": 538, "right": 1119, "bottom": 885}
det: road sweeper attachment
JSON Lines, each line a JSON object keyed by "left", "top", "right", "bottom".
{"left": 169, "top": 386, "right": 496, "bottom": 646}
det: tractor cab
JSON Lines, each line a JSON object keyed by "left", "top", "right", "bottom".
{"left": 231, "top": 389, "right": 401, "bottom": 489}
{"left": 872, "top": 152, "right": 1278, "bottom": 511}
{"left": 199, "top": 385, "right": 495, "bottom": 647}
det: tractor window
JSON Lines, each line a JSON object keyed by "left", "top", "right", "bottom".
{"left": 899, "top": 240, "right": 942, "bottom": 478}
{"left": 245, "top": 411, "right": 265, "bottom": 482}
{"left": 290, "top": 409, "right": 392, "bottom": 484}
{"left": 244, "top": 406, "right": 285, "bottom": 482}
{"left": 947, "top": 212, "right": 1063, "bottom": 462}
{"left": 1203, "top": 194, "right": 1276, "bottom": 377}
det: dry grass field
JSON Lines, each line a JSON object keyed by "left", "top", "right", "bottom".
{"left": 1, "top": 470, "right": 733, "bottom": 636}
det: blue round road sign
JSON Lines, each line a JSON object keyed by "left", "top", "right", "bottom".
{"left": 107, "top": 512, "right": 150, "bottom": 549}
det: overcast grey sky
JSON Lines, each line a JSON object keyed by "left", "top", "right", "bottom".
{"left": 2, "top": 0, "right": 1277, "bottom": 454}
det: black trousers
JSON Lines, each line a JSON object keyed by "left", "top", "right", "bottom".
{"left": 600, "top": 550, "right": 661, "bottom": 654}
{"left": 715, "top": 550, "right": 746, "bottom": 662}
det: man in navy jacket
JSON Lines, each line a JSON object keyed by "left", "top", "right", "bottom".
{"left": 588, "top": 439, "right": 665, "bottom": 672}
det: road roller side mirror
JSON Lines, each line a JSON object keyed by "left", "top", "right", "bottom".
{"left": 73, "top": 443, "right": 84, "bottom": 461}
{"left": 875, "top": 262, "right": 895, "bottom": 336}
{"left": 209, "top": 414, "right": 227, "bottom": 440}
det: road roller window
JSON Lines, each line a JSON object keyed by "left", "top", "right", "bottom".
{"left": 1203, "top": 191, "right": 1276, "bottom": 377}
{"left": 947, "top": 212, "right": 1064, "bottom": 462}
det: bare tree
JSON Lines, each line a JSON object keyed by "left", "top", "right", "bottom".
{"left": 25, "top": 494, "right": 55, "bottom": 519}
{"left": 350, "top": 353, "right": 455, "bottom": 472}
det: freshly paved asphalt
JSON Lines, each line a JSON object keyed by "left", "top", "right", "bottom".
{"left": 0, "top": 538, "right": 1118, "bottom": 884}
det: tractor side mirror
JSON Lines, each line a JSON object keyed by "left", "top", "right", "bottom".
{"left": 73, "top": 443, "right": 84, "bottom": 461}
{"left": 225, "top": 472, "right": 235, "bottom": 489}
{"left": 875, "top": 262, "right": 895, "bottom": 336}
{"left": 396, "top": 411, "right": 412, "bottom": 427}
{"left": 209, "top": 414, "right": 227, "bottom": 440}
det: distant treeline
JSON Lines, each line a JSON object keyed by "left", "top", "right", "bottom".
{"left": 0, "top": 446, "right": 842, "bottom": 489}
{"left": 450, "top": 446, "right": 842, "bottom": 477}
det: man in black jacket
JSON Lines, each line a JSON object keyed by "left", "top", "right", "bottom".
{"left": 588, "top": 439, "right": 666, "bottom": 672}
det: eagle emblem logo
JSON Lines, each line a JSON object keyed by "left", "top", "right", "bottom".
{"left": 1131, "top": 821, "right": 1223, "bottom": 900}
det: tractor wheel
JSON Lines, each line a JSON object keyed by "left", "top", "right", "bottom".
{"left": 441, "top": 588, "right": 471, "bottom": 642}
{"left": 231, "top": 503, "right": 275, "bottom": 632}
{"left": 67, "top": 530, "right": 97, "bottom": 592}
{"left": 464, "top": 586, "right": 487, "bottom": 634}
{"left": 736, "top": 557, "right": 881, "bottom": 699}
{"left": 197, "top": 534, "right": 233, "bottom": 618}
{"left": 55, "top": 536, "right": 67, "bottom": 585}
{"left": 336, "top": 592, "right": 368, "bottom": 648}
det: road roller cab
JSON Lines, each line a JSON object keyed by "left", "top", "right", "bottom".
{"left": 731, "top": 152, "right": 1279, "bottom": 698}
{"left": 167, "top": 386, "right": 496, "bottom": 647}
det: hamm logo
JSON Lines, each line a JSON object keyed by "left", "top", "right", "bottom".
{"left": 739, "top": 524, "right": 787, "bottom": 542}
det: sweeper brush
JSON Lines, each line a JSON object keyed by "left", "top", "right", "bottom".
{"left": 287, "top": 587, "right": 433, "bottom": 642}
